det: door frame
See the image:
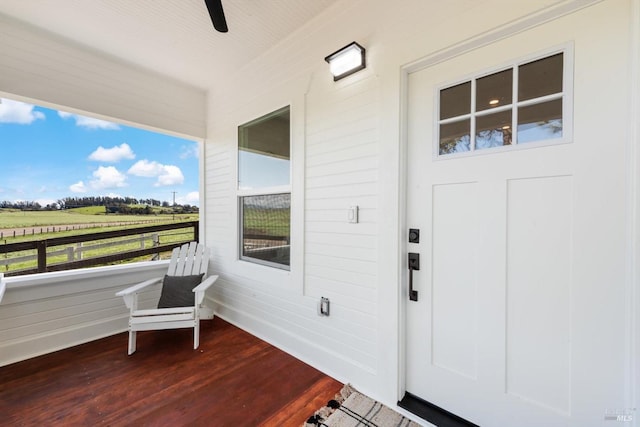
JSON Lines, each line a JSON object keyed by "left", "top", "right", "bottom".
{"left": 395, "top": 0, "right": 639, "bottom": 423}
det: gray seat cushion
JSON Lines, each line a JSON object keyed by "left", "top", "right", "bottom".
{"left": 157, "top": 274, "right": 204, "bottom": 308}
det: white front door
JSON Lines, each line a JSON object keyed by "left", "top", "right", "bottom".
{"left": 404, "top": 5, "right": 632, "bottom": 427}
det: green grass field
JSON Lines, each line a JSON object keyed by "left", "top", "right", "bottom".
{"left": 0, "top": 208, "right": 198, "bottom": 228}
{"left": 66, "top": 206, "right": 106, "bottom": 215}
{"left": 242, "top": 207, "right": 289, "bottom": 237}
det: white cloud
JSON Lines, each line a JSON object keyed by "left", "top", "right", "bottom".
{"left": 180, "top": 144, "right": 199, "bottom": 159}
{"left": 70, "top": 181, "right": 87, "bottom": 193}
{"left": 128, "top": 159, "right": 164, "bottom": 177}
{"left": 58, "top": 111, "right": 120, "bottom": 130}
{"left": 186, "top": 191, "right": 200, "bottom": 203}
{"left": 128, "top": 160, "right": 184, "bottom": 187}
{"left": 35, "top": 198, "right": 58, "bottom": 208}
{"left": 156, "top": 165, "right": 184, "bottom": 187}
{"left": 90, "top": 166, "right": 127, "bottom": 190}
{"left": 176, "top": 191, "right": 200, "bottom": 206}
{"left": 88, "top": 143, "right": 135, "bottom": 162}
{"left": 0, "top": 99, "right": 45, "bottom": 124}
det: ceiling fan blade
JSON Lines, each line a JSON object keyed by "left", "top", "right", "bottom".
{"left": 204, "top": 0, "right": 228, "bottom": 33}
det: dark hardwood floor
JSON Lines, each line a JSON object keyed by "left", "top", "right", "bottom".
{"left": 0, "top": 317, "right": 342, "bottom": 426}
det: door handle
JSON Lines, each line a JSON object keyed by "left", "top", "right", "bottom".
{"left": 408, "top": 252, "right": 419, "bottom": 302}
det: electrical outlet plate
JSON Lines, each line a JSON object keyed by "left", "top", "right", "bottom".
{"left": 318, "top": 297, "right": 330, "bottom": 316}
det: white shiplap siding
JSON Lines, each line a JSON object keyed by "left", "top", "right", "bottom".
{"left": 303, "top": 72, "right": 380, "bottom": 371}
{"left": 214, "top": 280, "right": 376, "bottom": 365}
{"left": 204, "top": 142, "right": 237, "bottom": 268}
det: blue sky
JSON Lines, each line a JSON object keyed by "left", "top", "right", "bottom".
{"left": 0, "top": 98, "right": 200, "bottom": 207}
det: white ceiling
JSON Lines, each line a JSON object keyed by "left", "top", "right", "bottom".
{"left": 0, "top": 0, "right": 339, "bottom": 91}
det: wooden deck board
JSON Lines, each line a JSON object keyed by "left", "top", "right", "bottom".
{"left": 0, "top": 317, "right": 342, "bottom": 426}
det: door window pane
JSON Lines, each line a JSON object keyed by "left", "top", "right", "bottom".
{"left": 518, "top": 53, "right": 563, "bottom": 102}
{"left": 238, "top": 107, "right": 290, "bottom": 190}
{"left": 440, "top": 82, "right": 471, "bottom": 120}
{"left": 517, "top": 99, "right": 563, "bottom": 143}
{"left": 440, "top": 119, "right": 470, "bottom": 154}
{"left": 476, "top": 110, "right": 512, "bottom": 149}
{"left": 241, "top": 193, "right": 290, "bottom": 267}
{"left": 476, "top": 69, "right": 513, "bottom": 112}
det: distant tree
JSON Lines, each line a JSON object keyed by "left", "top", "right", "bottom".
{"left": 2, "top": 195, "right": 196, "bottom": 214}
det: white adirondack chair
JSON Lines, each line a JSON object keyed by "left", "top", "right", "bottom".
{"left": 115, "top": 242, "right": 218, "bottom": 355}
{"left": 0, "top": 273, "right": 6, "bottom": 304}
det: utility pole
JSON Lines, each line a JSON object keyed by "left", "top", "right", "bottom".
{"left": 171, "top": 191, "right": 177, "bottom": 220}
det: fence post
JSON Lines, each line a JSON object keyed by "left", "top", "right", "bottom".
{"left": 151, "top": 234, "right": 160, "bottom": 261}
{"left": 140, "top": 234, "right": 145, "bottom": 249}
{"left": 37, "top": 241, "right": 47, "bottom": 273}
{"left": 66, "top": 247, "right": 74, "bottom": 262}
{"left": 76, "top": 242, "right": 83, "bottom": 260}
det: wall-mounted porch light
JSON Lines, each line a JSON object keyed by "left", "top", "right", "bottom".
{"left": 324, "top": 42, "right": 366, "bottom": 81}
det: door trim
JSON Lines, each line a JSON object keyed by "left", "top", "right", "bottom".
{"left": 628, "top": 0, "right": 640, "bottom": 423}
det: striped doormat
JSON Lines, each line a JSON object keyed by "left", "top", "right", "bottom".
{"left": 304, "top": 384, "right": 423, "bottom": 427}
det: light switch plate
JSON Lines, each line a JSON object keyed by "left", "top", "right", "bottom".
{"left": 348, "top": 205, "right": 359, "bottom": 223}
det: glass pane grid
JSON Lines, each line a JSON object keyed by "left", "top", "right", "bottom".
{"left": 437, "top": 51, "right": 565, "bottom": 157}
